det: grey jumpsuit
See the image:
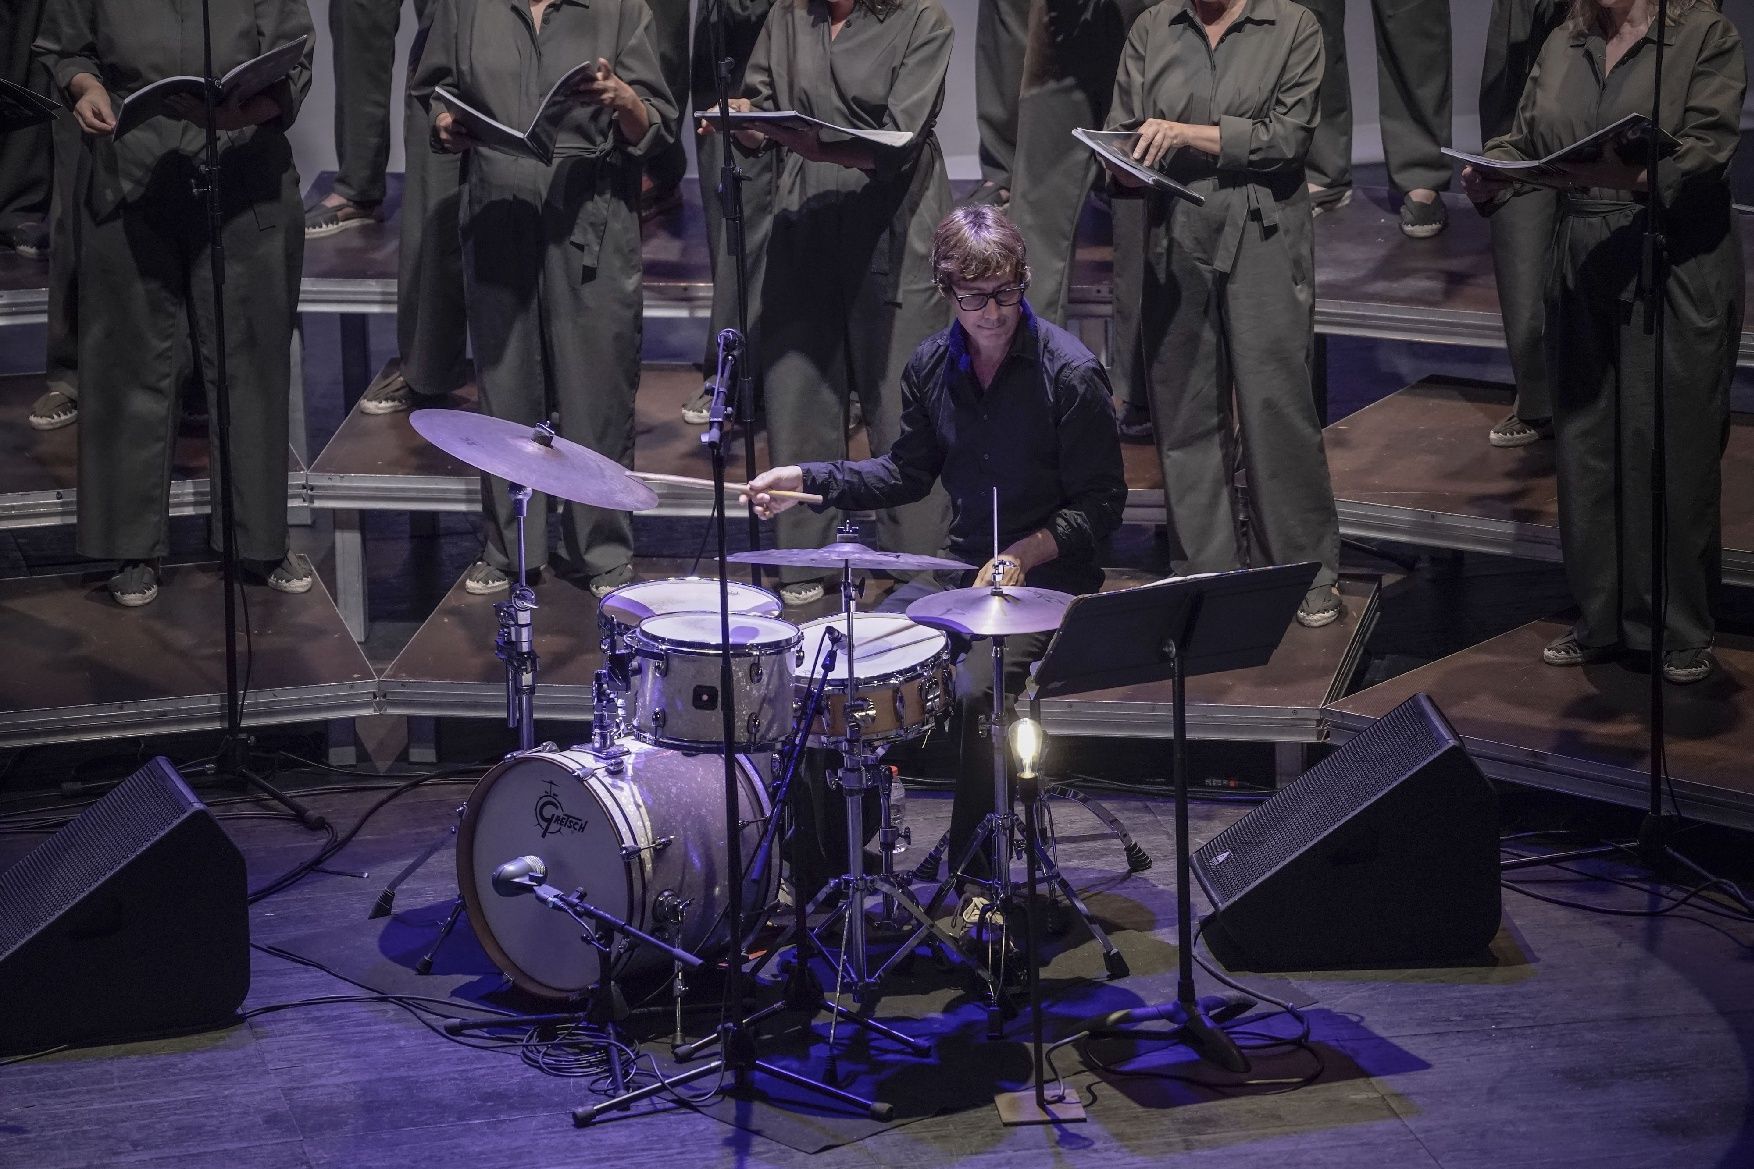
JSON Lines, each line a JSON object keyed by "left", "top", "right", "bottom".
{"left": 692, "top": 0, "right": 775, "bottom": 390}
{"left": 1108, "top": 0, "right": 1339, "bottom": 591}
{"left": 0, "top": 0, "right": 52, "bottom": 235}
{"left": 398, "top": 0, "right": 470, "bottom": 400}
{"left": 1484, "top": 8, "right": 1745, "bottom": 654}
{"left": 413, "top": 0, "right": 676, "bottom": 581}
{"left": 744, "top": 0, "right": 953, "bottom": 585}
{"left": 1481, "top": 0, "right": 1566, "bottom": 425}
{"left": 1292, "top": 0, "right": 1452, "bottom": 196}
{"left": 35, "top": 0, "right": 312, "bottom": 564}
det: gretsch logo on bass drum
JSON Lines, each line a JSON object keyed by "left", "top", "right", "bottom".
{"left": 534, "top": 779, "right": 589, "bottom": 838}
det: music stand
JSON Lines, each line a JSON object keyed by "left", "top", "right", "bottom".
{"left": 1026, "top": 563, "right": 1317, "bottom": 1083}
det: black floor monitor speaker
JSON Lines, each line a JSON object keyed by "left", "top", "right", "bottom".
{"left": 1193, "top": 694, "right": 1501, "bottom": 970}
{"left": 0, "top": 757, "right": 250, "bottom": 1054}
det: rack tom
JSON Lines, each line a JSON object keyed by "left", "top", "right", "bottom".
{"left": 628, "top": 611, "right": 801, "bottom": 751}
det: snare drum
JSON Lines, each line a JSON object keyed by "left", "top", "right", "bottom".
{"left": 597, "top": 577, "right": 782, "bottom": 657}
{"left": 628, "top": 611, "right": 801, "bottom": 751}
{"left": 794, "top": 612, "right": 954, "bottom": 746}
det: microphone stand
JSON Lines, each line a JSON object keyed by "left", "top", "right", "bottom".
{"left": 1501, "top": 0, "right": 1750, "bottom": 917}
{"left": 706, "top": 0, "right": 764, "bottom": 581}
{"left": 577, "top": 334, "right": 888, "bottom": 1126}
{"left": 185, "top": 0, "right": 324, "bottom": 831}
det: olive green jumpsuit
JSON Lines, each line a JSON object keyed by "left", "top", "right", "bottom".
{"left": 744, "top": 0, "right": 953, "bottom": 586}
{"left": 1484, "top": 7, "right": 1745, "bottom": 654}
{"left": 1107, "top": 0, "right": 1340, "bottom": 591}
{"left": 1481, "top": 0, "right": 1566, "bottom": 425}
{"left": 414, "top": 0, "right": 677, "bottom": 582}
{"left": 35, "top": 0, "right": 312, "bottom": 564}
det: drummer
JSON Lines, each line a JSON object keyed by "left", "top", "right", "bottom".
{"left": 745, "top": 204, "right": 1127, "bottom": 896}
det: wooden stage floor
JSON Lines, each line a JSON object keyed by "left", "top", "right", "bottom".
{"left": 1331, "top": 616, "right": 1754, "bottom": 833}
{"left": 1326, "top": 377, "right": 1754, "bottom": 584}
{"left": 1, "top": 776, "right": 1749, "bottom": 1169}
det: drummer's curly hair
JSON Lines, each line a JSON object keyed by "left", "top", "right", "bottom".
{"left": 1566, "top": 0, "right": 1711, "bottom": 32}
{"left": 931, "top": 205, "right": 1030, "bottom": 298}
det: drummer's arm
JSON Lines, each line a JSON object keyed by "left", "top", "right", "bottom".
{"left": 979, "top": 528, "right": 1057, "bottom": 588}
{"left": 800, "top": 362, "right": 945, "bottom": 511}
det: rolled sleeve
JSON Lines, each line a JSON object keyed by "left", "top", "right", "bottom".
{"left": 34, "top": 0, "right": 103, "bottom": 97}
{"left": 1655, "top": 20, "right": 1744, "bottom": 209}
{"left": 1214, "top": 10, "right": 1321, "bottom": 174}
{"left": 613, "top": 0, "right": 679, "bottom": 160}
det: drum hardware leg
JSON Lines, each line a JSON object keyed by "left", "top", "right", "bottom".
{"left": 1026, "top": 834, "right": 1129, "bottom": 979}
{"left": 369, "top": 806, "right": 463, "bottom": 919}
{"left": 494, "top": 482, "right": 540, "bottom": 753}
{"left": 416, "top": 897, "right": 467, "bottom": 975}
{"left": 1042, "top": 783, "right": 1154, "bottom": 874}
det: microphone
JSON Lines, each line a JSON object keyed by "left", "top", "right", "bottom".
{"left": 492, "top": 855, "right": 547, "bottom": 897}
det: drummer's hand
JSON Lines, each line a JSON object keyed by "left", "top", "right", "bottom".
{"left": 976, "top": 556, "right": 1027, "bottom": 589}
{"left": 742, "top": 465, "right": 806, "bottom": 520}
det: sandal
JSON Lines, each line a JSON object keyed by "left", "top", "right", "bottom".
{"left": 1488, "top": 413, "right": 1553, "bottom": 448}
{"left": 464, "top": 560, "right": 511, "bottom": 596}
{"left": 1541, "top": 629, "right": 1621, "bottom": 667}
{"left": 1294, "top": 584, "right": 1344, "bottom": 629}
{"left": 304, "top": 196, "right": 382, "bottom": 239}
{"left": 360, "top": 367, "right": 414, "bottom": 415}
{"left": 29, "top": 388, "right": 78, "bottom": 431}
{"left": 246, "top": 553, "right": 314, "bottom": 595}
{"left": 779, "top": 580, "right": 825, "bottom": 606}
{"left": 1661, "top": 648, "right": 1715, "bottom": 685}
{"left": 588, "top": 563, "right": 636, "bottom": 599}
{"left": 107, "top": 560, "right": 159, "bottom": 607}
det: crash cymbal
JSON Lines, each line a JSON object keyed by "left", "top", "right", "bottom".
{"left": 411, "top": 410, "right": 659, "bottom": 512}
{"left": 726, "top": 540, "right": 969, "bottom": 573}
{"left": 905, "top": 585, "right": 1074, "bottom": 637}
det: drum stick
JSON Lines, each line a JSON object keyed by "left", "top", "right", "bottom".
{"left": 629, "top": 470, "right": 825, "bottom": 505}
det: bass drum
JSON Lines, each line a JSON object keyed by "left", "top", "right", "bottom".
{"left": 457, "top": 740, "right": 775, "bottom": 999}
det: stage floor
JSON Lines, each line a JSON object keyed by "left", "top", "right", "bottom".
{"left": 0, "top": 776, "right": 1748, "bottom": 1169}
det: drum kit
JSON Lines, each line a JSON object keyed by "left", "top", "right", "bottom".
{"left": 402, "top": 408, "right": 1140, "bottom": 1119}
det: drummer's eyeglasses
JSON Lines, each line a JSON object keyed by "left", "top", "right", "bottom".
{"left": 949, "top": 282, "right": 1028, "bottom": 311}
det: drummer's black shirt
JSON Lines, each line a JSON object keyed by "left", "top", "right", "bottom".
{"left": 799, "top": 303, "right": 1127, "bottom": 595}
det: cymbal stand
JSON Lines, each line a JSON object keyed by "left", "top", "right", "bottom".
{"left": 495, "top": 473, "right": 541, "bottom": 753}
{"left": 579, "top": 329, "right": 887, "bottom": 1126}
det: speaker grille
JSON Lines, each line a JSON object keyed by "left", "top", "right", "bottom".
{"left": 0, "top": 759, "right": 202, "bottom": 957}
{"left": 1197, "top": 695, "right": 1454, "bottom": 906}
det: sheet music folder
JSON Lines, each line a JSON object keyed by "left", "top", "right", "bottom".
{"left": 1030, "top": 562, "right": 1318, "bottom": 701}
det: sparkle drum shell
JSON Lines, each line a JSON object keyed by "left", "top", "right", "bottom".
{"left": 596, "top": 578, "right": 782, "bottom": 655}
{"left": 627, "top": 611, "right": 801, "bottom": 751}
{"left": 793, "top": 612, "right": 954, "bottom": 746}
{"left": 457, "top": 741, "right": 775, "bottom": 999}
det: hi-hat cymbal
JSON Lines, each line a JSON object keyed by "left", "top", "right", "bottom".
{"left": 411, "top": 410, "right": 659, "bottom": 512}
{"left": 726, "top": 540, "right": 969, "bottom": 573}
{"left": 905, "top": 585, "right": 1074, "bottom": 637}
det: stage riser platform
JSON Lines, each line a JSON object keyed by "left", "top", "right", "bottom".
{"left": 0, "top": 566, "right": 376, "bottom": 750}
{"left": 1328, "top": 618, "right": 1754, "bottom": 834}
{"left": 1328, "top": 376, "right": 1754, "bottom": 587}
